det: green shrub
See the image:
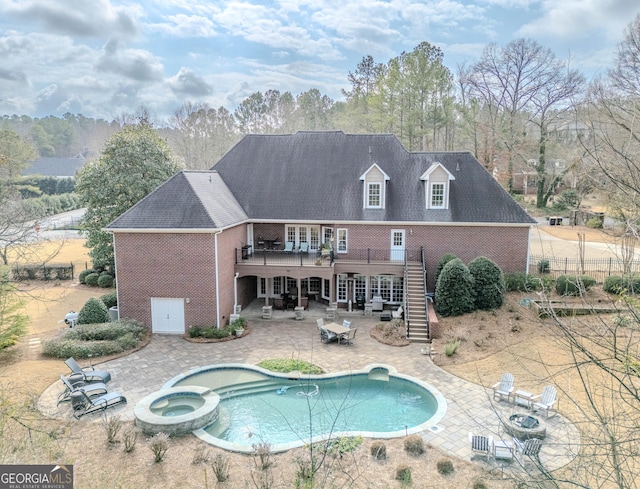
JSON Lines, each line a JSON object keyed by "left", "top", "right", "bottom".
{"left": 537, "top": 259, "right": 550, "bottom": 274}
{"left": 444, "top": 339, "right": 461, "bottom": 357}
{"left": 603, "top": 275, "right": 640, "bottom": 295}
{"left": 552, "top": 189, "right": 580, "bottom": 211}
{"left": 100, "top": 291, "right": 118, "bottom": 309}
{"left": 586, "top": 217, "right": 603, "bottom": 229}
{"left": 504, "top": 272, "right": 553, "bottom": 292}
{"left": 370, "top": 441, "right": 387, "bottom": 460}
{"left": 257, "top": 358, "right": 324, "bottom": 374}
{"left": 604, "top": 276, "right": 624, "bottom": 294}
{"left": 435, "top": 258, "right": 476, "bottom": 317}
{"left": 395, "top": 464, "right": 412, "bottom": 483}
{"left": 436, "top": 459, "right": 454, "bottom": 475}
{"left": 97, "top": 274, "right": 114, "bottom": 288}
{"left": 42, "top": 319, "right": 146, "bottom": 358}
{"left": 84, "top": 272, "right": 100, "bottom": 287}
{"left": 468, "top": 256, "right": 505, "bottom": 310}
{"left": 555, "top": 275, "right": 596, "bottom": 296}
{"left": 78, "top": 268, "right": 96, "bottom": 284}
{"left": 435, "top": 253, "right": 458, "bottom": 285}
{"left": 78, "top": 297, "right": 111, "bottom": 324}
{"left": 473, "top": 480, "right": 488, "bottom": 489}
{"left": 404, "top": 434, "right": 425, "bottom": 455}
{"left": 323, "top": 436, "right": 363, "bottom": 456}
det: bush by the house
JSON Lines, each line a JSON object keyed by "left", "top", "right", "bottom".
{"left": 78, "top": 268, "right": 96, "bottom": 284}
{"left": 555, "top": 274, "right": 596, "bottom": 296}
{"left": 435, "top": 258, "right": 476, "bottom": 317}
{"left": 436, "top": 459, "right": 455, "bottom": 475}
{"left": 97, "top": 274, "right": 114, "bottom": 288}
{"left": 78, "top": 297, "right": 111, "bottom": 324}
{"left": 84, "top": 272, "right": 100, "bottom": 287}
{"left": 504, "top": 272, "right": 553, "bottom": 292}
{"left": 188, "top": 325, "right": 233, "bottom": 339}
{"left": 435, "top": 253, "right": 458, "bottom": 285}
{"left": 468, "top": 256, "right": 505, "bottom": 310}
{"left": 100, "top": 291, "right": 118, "bottom": 309}
{"left": 42, "top": 319, "right": 146, "bottom": 358}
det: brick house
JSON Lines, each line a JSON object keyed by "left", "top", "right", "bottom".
{"left": 107, "top": 131, "right": 535, "bottom": 340}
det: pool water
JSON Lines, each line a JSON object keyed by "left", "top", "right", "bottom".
{"left": 202, "top": 374, "right": 439, "bottom": 447}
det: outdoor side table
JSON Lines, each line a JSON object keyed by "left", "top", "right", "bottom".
{"left": 514, "top": 389, "right": 533, "bottom": 408}
{"left": 364, "top": 303, "right": 373, "bottom": 316}
{"left": 294, "top": 306, "right": 305, "bottom": 320}
{"left": 493, "top": 440, "right": 514, "bottom": 461}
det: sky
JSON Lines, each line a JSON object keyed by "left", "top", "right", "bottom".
{"left": 0, "top": 0, "right": 638, "bottom": 123}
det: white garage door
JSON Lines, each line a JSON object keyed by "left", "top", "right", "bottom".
{"left": 151, "top": 298, "right": 185, "bottom": 334}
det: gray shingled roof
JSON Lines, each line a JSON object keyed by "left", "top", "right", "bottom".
{"left": 23, "top": 156, "right": 86, "bottom": 177}
{"left": 108, "top": 171, "right": 247, "bottom": 229}
{"left": 108, "top": 131, "right": 534, "bottom": 230}
{"left": 214, "top": 131, "right": 535, "bottom": 224}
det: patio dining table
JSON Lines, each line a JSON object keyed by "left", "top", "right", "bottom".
{"left": 324, "top": 322, "right": 350, "bottom": 336}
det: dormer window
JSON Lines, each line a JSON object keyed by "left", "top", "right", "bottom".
{"left": 367, "top": 183, "right": 381, "bottom": 208}
{"left": 360, "top": 163, "right": 390, "bottom": 209}
{"left": 420, "top": 162, "right": 455, "bottom": 210}
{"left": 431, "top": 183, "right": 445, "bottom": 208}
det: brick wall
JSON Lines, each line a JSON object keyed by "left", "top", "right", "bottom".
{"left": 114, "top": 224, "right": 254, "bottom": 329}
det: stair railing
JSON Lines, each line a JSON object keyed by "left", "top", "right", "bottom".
{"left": 404, "top": 250, "right": 410, "bottom": 338}
{"left": 420, "top": 246, "right": 429, "bottom": 340}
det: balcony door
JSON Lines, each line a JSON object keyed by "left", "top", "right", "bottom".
{"left": 390, "top": 229, "right": 405, "bottom": 262}
{"left": 286, "top": 225, "right": 320, "bottom": 252}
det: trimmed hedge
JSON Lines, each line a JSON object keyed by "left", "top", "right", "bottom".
{"left": 84, "top": 272, "right": 100, "bottom": 287}
{"left": 435, "top": 258, "right": 476, "bottom": 317}
{"left": 42, "top": 319, "right": 146, "bottom": 358}
{"left": 468, "top": 256, "right": 505, "bottom": 310}
{"left": 555, "top": 274, "right": 596, "bottom": 296}
{"left": 78, "top": 268, "right": 96, "bottom": 284}
{"left": 97, "top": 274, "right": 114, "bottom": 288}
{"left": 435, "top": 253, "right": 458, "bottom": 286}
{"left": 100, "top": 291, "right": 118, "bottom": 309}
{"left": 78, "top": 297, "right": 111, "bottom": 324}
{"left": 603, "top": 275, "right": 640, "bottom": 295}
{"left": 504, "top": 272, "right": 553, "bottom": 292}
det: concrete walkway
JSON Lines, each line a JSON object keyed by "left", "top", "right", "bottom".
{"left": 39, "top": 300, "right": 580, "bottom": 477}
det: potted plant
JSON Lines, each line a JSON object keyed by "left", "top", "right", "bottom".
{"left": 230, "top": 317, "right": 246, "bottom": 337}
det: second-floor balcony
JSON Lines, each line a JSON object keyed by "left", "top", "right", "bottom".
{"left": 235, "top": 247, "right": 422, "bottom": 267}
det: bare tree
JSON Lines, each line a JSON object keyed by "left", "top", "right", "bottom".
{"left": 467, "top": 39, "right": 585, "bottom": 203}
{"left": 581, "top": 14, "right": 640, "bottom": 238}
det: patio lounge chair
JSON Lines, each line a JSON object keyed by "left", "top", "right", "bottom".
{"left": 73, "top": 390, "right": 127, "bottom": 419}
{"left": 65, "top": 357, "right": 111, "bottom": 384}
{"left": 492, "top": 372, "right": 514, "bottom": 402}
{"left": 531, "top": 385, "right": 558, "bottom": 418}
{"left": 514, "top": 438, "right": 543, "bottom": 466}
{"left": 392, "top": 306, "right": 403, "bottom": 320}
{"left": 284, "top": 241, "right": 294, "bottom": 253}
{"left": 468, "top": 432, "right": 492, "bottom": 460}
{"left": 299, "top": 242, "right": 309, "bottom": 253}
{"left": 57, "top": 374, "right": 108, "bottom": 405}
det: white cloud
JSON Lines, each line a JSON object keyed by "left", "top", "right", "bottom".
{"left": 150, "top": 14, "right": 218, "bottom": 38}
{"left": 96, "top": 40, "right": 164, "bottom": 82}
{"left": 516, "top": 0, "right": 637, "bottom": 41}
{"left": 1, "top": 0, "right": 142, "bottom": 39}
{"left": 168, "top": 67, "right": 213, "bottom": 96}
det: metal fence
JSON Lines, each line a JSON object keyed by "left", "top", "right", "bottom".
{"left": 529, "top": 254, "right": 640, "bottom": 283}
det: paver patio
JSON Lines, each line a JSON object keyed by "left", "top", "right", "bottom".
{"left": 38, "top": 299, "right": 580, "bottom": 475}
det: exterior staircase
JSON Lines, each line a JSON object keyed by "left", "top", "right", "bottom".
{"left": 405, "top": 263, "right": 429, "bottom": 343}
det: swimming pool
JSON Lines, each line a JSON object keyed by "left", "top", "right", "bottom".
{"left": 163, "top": 364, "right": 447, "bottom": 453}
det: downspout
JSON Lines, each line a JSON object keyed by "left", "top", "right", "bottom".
{"left": 526, "top": 225, "right": 532, "bottom": 275}
{"left": 233, "top": 272, "right": 240, "bottom": 314}
{"left": 214, "top": 229, "right": 222, "bottom": 328}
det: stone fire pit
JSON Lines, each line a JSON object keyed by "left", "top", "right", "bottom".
{"left": 504, "top": 413, "right": 546, "bottom": 439}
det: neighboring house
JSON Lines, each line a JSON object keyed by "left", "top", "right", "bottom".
{"left": 107, "top": 131, "right": 535, "bottom": 339}
{"left": 23, "top": 155, "right": 86, "bottom": 178}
